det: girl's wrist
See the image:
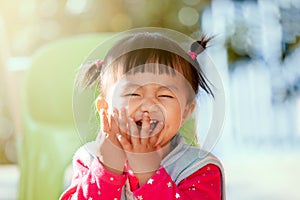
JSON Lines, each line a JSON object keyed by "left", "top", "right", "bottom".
{"left": 97, "top": 156, "right": 124, "bottom": 175}
{"left": 97, "top": 134, "right": 127, "bottom": 174}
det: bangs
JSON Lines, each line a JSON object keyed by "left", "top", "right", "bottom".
{"left": 123, "top": 49, "right": 183, "bottom": 75}
{"left": 100, "top": 48, "right": 199, "bottom": 97}
{"left": 106, "top": 48, "right": 193, "bottom": 82}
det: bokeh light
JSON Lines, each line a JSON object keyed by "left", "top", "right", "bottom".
{"left": 178, "top": 7, "right": 199, "bottom": 26}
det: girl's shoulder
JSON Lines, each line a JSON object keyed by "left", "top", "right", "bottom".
{"left": 72, "top": 141, "right": 98, "bottom": 168}
{"left": 162, "top": 134, "right": 224, "bottom": 184}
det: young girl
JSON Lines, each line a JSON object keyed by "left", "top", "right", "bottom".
{"left": 61, "top": 30, "right": 224, "bottom": 200}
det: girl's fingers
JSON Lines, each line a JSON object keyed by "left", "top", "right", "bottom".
{"left": 100, "top": 109, "right": 109, "bottom": 133}
{"left": 119, "top": 108, "right": 128, "bottom": 135}
{"left": 155, "top": 135, "right": 164, "bottom": 147}
{"left": 153, "top": 121, "right": 164, "bottom": 135}
{"left": 117, "top": 133, "right": 132, "bottom": 151}
{"left": 112, "top": 108, "right": 119, "bottom": 126}
{"left": 151, "top": 121, "right": 164, "bottom": 145}
{"left": 128, "top": 117, "right": 140, "bottom": 146}
{"left": 110, "top": 110, "right": 119, "bottom": 133}
{"left": 140, "top": 113, "right": 150, "bottom": 144}
{"left": 149, "top": 134, "right": 159, "bottom": 146}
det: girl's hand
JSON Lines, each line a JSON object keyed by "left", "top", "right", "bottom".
{"left": 117, "top": 112, "right": 167, "bottom": 185}
{"left": 96, "top": 108, "right": 127, "bottom": 174}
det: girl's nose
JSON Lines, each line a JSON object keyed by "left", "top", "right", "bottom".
{"left": 140, "top": 97, "right": 158, "bottom": 112}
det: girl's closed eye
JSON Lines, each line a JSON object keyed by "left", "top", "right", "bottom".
{"left": 158, "top": 94, "right": 174, "bottom": 98}
{"left": 124, "top": 93, "right": 141, "bottom": 97}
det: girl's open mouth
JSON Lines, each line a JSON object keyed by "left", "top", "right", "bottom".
{"left": 135, "top": 120, "right": 160, "bottom": 136}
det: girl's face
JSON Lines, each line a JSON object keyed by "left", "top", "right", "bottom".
{"left": 104, "top": 67, "right": 195, "bottom": 147}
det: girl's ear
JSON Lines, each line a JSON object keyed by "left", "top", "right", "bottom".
{"left": 95, "top": 96, "right": 108, "bottom": 112}
{"left": 182, "top": 101, "right": 196, "bottom": 124}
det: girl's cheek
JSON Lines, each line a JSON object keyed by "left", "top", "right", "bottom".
{"left": 111, "top": 98, "right": 135, "bottom": 115}
{"left": 126, "top": 102, "right": 138, "bottom": 114}
{"left": 111, "top": 96, "right": 126, "bottom": 108}
{"left": 114, "top": 104, "right": 126, "bottom": 112}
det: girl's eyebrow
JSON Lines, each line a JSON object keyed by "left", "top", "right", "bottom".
{"left": 123, "top": 83, "right": 179, "bottom": 92}
{"left": 123, "top": 83, "right": 140, "bottom": 91}
{"left": 158, "top": 85, "right": 179, "bottom": 92}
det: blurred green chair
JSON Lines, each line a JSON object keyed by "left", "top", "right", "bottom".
{"left": 19, "top": 33, "right": 112, "bottom": 200}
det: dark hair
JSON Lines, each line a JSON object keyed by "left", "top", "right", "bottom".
{"left": 78, "top": 32, "right": 213, "bottom": 98}
{"left": 190, "top": 34, "right": 213, "bottom": 55}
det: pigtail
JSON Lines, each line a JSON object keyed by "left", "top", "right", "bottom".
{"left": 76, "top": 59, "right": 103, "bottom": 90}
{"left": 190, "top": 35, "right": 215, "bottom": 98}
{"left": 190, "top": 34, "right": 213, "bottom": 56}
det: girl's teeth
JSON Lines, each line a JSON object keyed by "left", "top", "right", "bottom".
{"left": 150, "top": 120, "right": 157, "bottom": 124}
{"left": 150, "top": 121, "right": 158, "bottom": 132}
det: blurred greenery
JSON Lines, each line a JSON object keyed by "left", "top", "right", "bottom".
{"left": 0, "top": 0, "right": 211, "bottom": 56}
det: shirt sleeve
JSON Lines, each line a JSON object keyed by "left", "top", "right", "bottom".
{"left": 60, "top": 150, "right": 127, "bottom": 200}
{"left": 132, "top": 164, "right": 222, "bottom": 200}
